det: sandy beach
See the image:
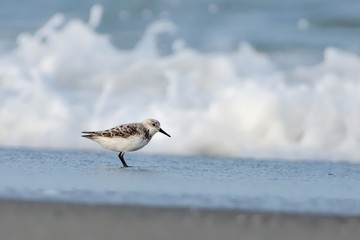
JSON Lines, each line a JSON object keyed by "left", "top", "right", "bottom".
{"left": 1, "top": 149, "right": 360, "bottom": 240}
{"left": 0, "top": 200, "right": 359, "bottom": 240}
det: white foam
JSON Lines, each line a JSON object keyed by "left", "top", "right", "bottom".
{"left": 1, "top": 8, "right": 360, "bottom": 161}
{"left": 88, "top": 4, "right": 103, "bottom": 29}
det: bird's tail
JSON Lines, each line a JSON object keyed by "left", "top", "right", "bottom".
{"left": 81, "top": 131, "right": 96, "bottom": 138}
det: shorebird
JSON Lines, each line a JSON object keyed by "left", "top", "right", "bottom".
{"left": 82, "top": 119, "right": 171, "bottom": 167}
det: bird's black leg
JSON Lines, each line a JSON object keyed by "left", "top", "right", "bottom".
{"left": 118, "top": 152, "right": 129, "bottom": 168}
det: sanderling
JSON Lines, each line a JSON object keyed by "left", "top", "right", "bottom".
{"left": 82, "top": 119, "right": 171, "bottom": 167}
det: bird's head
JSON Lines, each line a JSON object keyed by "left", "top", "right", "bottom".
{"left": 142, "top": 119, "right": 171, "bottom": 137}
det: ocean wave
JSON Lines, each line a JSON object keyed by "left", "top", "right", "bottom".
{"left": 1, "top": 6, "right": 360, "bottom": 161}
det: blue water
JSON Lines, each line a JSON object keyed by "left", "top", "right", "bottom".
{"left": 1, "top": 148, "right": 360, "bottom": 216}
{"left": 1, "top": 0, "right": 360, "bottom": 58}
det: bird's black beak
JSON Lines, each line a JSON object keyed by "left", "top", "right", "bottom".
{"left": 159, "top": 128, "right": 171, "bottom": 137}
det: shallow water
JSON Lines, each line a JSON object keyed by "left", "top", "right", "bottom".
{"left": 1, "top": 147, "right": 360, "bottom": 216}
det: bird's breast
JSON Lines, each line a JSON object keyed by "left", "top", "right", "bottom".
{"left": 127, "top": 136, "right": 151, "bottom": 152}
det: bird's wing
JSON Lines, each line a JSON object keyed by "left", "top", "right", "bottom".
{"left": 82, "top": 123, "right": 141, "bottom": 138}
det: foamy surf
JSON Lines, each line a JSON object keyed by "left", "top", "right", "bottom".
{"left": 1, "top": 6, "right": 360, "bottom": 161}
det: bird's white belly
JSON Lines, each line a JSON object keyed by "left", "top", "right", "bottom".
{"left": 93, "top": 136, "right": 150, "bottom": 152}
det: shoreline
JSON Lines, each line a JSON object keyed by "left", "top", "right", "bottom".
{"left": 1, "top": 200, "right": 360, "bottom": 240}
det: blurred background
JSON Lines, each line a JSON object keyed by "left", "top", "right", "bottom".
{"left": 1, "top": 0, "right": 360, "bottom": 160}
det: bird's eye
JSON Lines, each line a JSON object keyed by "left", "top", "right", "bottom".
{"left": 152, "top": 123, "right": 156, "bottom": 127}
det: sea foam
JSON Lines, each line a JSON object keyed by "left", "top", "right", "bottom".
{"left": 1, "top": 7, "right": 360, "bottom": 161}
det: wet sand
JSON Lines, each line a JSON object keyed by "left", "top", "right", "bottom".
{"left": 1, "top": 200, "right": 360, "bottom": 240}
{"left": 2, "top": 148, "right": 360, "bottom": 216}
